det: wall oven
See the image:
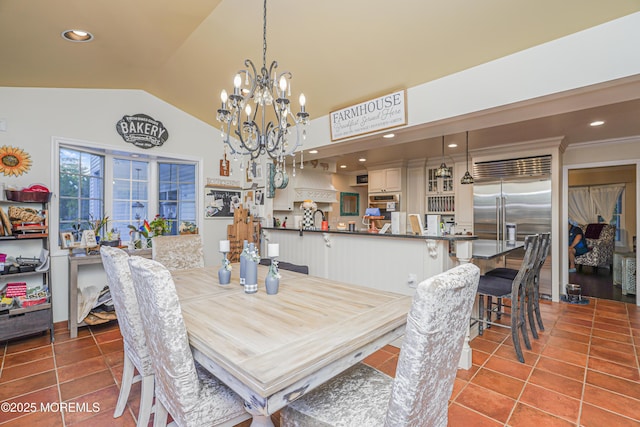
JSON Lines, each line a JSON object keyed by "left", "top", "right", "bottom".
{"left": 368, "top": 193, "right": 401, "bottom": 220}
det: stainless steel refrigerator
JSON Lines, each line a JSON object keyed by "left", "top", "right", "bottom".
{"left": 473, "top": 178, "right": 552, "bottom": 241}
{"left": 473, "top": 155, "right": 553, "bottom": 294}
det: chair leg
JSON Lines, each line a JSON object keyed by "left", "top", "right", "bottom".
{"left": 486, "top": 296, "right": 493, "bottom": 328}
{"left": 137, "top": 374, "right": 155, "bottom": 427}
{"left": 519, "top": 285, "right": 532, "bottom": 351}
{"left": 496, "top": 297, "right": 502, "bottom": 320}
{"left": 153, "top": 399, "right": 169, "bottom": 427}
{"left": 527, "top": 289, "right": 538, "bottom": 340}
{"left": 533, "top": 278, "right": 545, "bottom": 331}
{"left": 114, "top": 353, "right": 135, "bottom": 418}
{"left": 478, "top": 295, "right": 485, "bottom": 336}
{"left": 510, "top": 307, "right": 525, "bottom": 363}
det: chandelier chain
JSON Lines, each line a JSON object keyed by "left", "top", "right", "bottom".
{"left": 262, "top": 0, "right": 267, "bottom": 70}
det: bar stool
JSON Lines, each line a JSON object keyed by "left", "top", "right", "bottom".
{"left": 472, "top": 234, "right": 539, "bottom": 363}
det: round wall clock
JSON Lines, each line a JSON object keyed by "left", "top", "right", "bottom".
{"left": 274, "top": 169, "right": 289, "bottom": 189}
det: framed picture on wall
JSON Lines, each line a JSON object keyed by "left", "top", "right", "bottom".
{"left": 205, "top": 188, "right": 242, "bottom": 218}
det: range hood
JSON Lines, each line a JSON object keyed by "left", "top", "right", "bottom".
{"left": 292, "top": 170, "right": 337, "bottom": 203}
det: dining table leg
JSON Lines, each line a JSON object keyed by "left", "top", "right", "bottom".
{"left": 244, "top": 402, "right": 275, "bottom": 427}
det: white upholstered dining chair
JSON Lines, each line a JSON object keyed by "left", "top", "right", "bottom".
{"left": 280, "top": 263, "right": 480, "bottom": 427}
{"left": 99, "top": 246, "right": 154, "bottom": 427}
{"left": 128, "top": 256, "right": 250, "bottom": 427}
{"left": 151, "top": 234, "right": 205, "bottom": 270}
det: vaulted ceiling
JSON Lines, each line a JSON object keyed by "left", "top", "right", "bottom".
{"left": 2, "top": 0, "right": 640, "bottom": 169}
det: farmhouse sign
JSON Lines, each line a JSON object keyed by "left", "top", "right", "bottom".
{"left": 329, "top": 90, "right": 406, "bottom": 141}
{"left": 116, "top": 114, "right": 169, "bottom": 149}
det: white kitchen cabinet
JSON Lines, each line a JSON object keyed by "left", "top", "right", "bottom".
{"left": 273, "top": 184, "right": 294, "bottom": 211}
{"left": 368, "top": 168, "right": 403, "bottom": 193}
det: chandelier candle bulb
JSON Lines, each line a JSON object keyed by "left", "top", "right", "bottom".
{"left": 219, "top": 240, "right": 230, "bottom": 253}
{"left": 268, "top": 243, "right": 279, "bottom": 258}
{"left": 299, "top": 94, "right": 306, "bottom": 112}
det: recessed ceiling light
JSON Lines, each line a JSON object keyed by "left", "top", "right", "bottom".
{"left": 340, "top": 164, "right": 347, "bottom": 169}
{"left": 448, "top": 143, "right": 458, "bottom": 148}
{"left": 61, "top": 29, "right": 94, "bottom": 42}
{"left": 309, "top": 149, "right": 318, "bottom": 154}
{"left": 383, "top": 133, "right": 395, "bottom": 139}
{"left": 590, "top": 120, "right": 605, "bottom": 127}
{"left": 358, "top": 158, "right": 367, "bottom": 162}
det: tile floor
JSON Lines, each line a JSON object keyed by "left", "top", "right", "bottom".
{"left": 1, "top": 297, "right": 640, "bottom": 426}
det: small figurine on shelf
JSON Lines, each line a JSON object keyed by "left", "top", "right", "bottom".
{"left": 282, "top": 216, "right": 287, "bottom": 228}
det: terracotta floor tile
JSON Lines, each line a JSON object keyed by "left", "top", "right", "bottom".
{"left": 363, "top": 348, "right": 395, "bottom": 368}
{"left": 507, "top": 402, "right": 576, "bottom": 427}
{"left": 0, "top": 385, "right": 59, "bottom": 424}
{"left": 554, "top": 322, "right": 592, "bottom": 337}
{"left": 2, "top": 345, "right": 53, "bottom": 368}
{"left": 528, "top": 369, "right": 584, "bottom": 399}
{"left": 591, "top": 327, "right": 633, "bottom": 343}
{"left": 98, "top": 339, "right": 124, "bottom": 355}
{"left": 535, "top": 356, "right": 586, "bottom": 382}
{"left": 58, "top": 355, "right": 109, "bottom": 383}
{"left": 5, "top": 334, "right": 52, "bottom": 354}
{"left": 455, "top": 364, "right": 479, "bottom": 381}
{"left": 546, "top": 335, "right": 589, "bottom": 354}
{"left": 519, "top": 383, "right": 580, "bottom": 423}
{"left": 470, "top": 337, "right": 501, "bottom": 354}
{"left": 93, "top": 329, "right": 123, "bottom": 344}
{"left": 66, "top": 405, "right": 137, "bottom": 426}
{"left": 494, "top": 344, "right": 539, "bottom": 366}
{"left": 56, "top": 345, "right": 102, "bottom": 368}
{"left": 590, "top": 336, "right": 635, "bottom": 353}
{"left": 593, "top": 321, "right": 632, "bottom": 335}
{"left": 594, "top": 314, "right": 630, "bottom": 326}
{"left": 470, "top": 368, "right": 525, "bottom": 399}
{"left": 541, "top": 345, "right": 588, "bottom": 367}
{"left": 580, "top": 403, "right": 640, "bottom": 427}
{"left": 549, "top": 328, "right": 591, "bottom": 344}
{"left": 558, "top": 316, "right": 593, "bottom": 328}
{"left": 111, "top": 363, "right": 124, "bottom": 387}
{"left": 54, "top": 336, "right": 98, "bottom": 354}
{"left": 0, "top": 410, "right": 64, "bottom": 427}
{"left": 587, "top": 356, "right": 640, "bottom": 381}
{"left": 382, "top": 344, "right": 400, "bottom": 354}
{"left": 63, "top": 384, "right": 121, "bottom": 425}
{"left": 59, "top": 369, "right": 116, "bottom": 402}
{"left": 583, "top": 384, "right": 640, "bottom": 421}
{"left": 103, "top": 350, "right": 124, "bottom": 368}
{"left": 447, "top": 402, "right": 503, "bottom": 427}
{"left": 450, "top": 378, "right": 467, "bottom": 400}
{"left": 0, "top": 356, "right": 55, "bottom": 383}
{"left": 0, "top": 370, "right": 58, "bottom": 401}
{"left": 595, "top": 310, "right": 629, "bottom": 320}
{"left": 589, "top": 345, "right": 637, "bottom": 367}
{"left": 472, "top": 349, "right": 491, "bottom": 366}
{"left": 54, "top": 327, "right": 92, "bottom": 344}
{"left": 454, "top": 383, "right": 515, "bottom": 423}
{"left": 376, "top": 355, "right": 398, "bottom": 377}
{"left": 586, "top": 370, "right": 640, "bottom": 401}
{"left": 483, "top": 354, "right": 533, "bottom": 381}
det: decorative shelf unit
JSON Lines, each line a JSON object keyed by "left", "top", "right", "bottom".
{"left": 0, "top": 200, "right": 53, "bottom": 342}
{"left": 426, "top": 165, "right": 455, "bottom": 215}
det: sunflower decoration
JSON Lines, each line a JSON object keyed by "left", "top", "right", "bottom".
{"left": 0, "top": 145, "right": 32, "bottom": 177}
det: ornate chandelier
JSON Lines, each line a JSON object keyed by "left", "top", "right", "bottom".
{"left": 216, "top": 0, "right": 309, "bottom": 174}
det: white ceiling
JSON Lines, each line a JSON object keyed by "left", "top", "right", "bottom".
{"left": 2, "top": 0, "right": 640, "bottom": 170}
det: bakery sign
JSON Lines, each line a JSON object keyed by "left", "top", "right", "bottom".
{"left": 116, "top": 114, "right": 169, "bottom": 149}
{"left": 329, "top": 89, "right": 406, "bottom": 141}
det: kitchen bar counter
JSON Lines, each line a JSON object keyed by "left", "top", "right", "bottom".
{"left": 262, "top": 226, "right": 477, "bottom": 241}
{"left": 472, "top": 239, "right": 525, "bottom": 259}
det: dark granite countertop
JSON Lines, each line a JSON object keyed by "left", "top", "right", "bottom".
{"left": 262, "top": 227, "right": 477, "bottom": 241}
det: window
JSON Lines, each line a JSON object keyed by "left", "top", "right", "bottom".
{"left": 158, "top": 163, "right": 196, "bottom": 234}
{"left": 59, "top": 148, "right": 104, "bottom": 238}
{"left": 112, "top": 159, "right": 149, "bottom": 240}
{"left": 58, "top": 145, "right": 198, "bottom": 246}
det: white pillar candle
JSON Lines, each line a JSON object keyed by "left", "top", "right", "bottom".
{"left": 220, "top": 240, "right": 230, "bottom": 252}
{"left": 268, "top": 243, "right": 279, "bottom": 258}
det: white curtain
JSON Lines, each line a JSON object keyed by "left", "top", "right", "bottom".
{"left": 568, "top": 187, "right": 597, "bottom": 224}
{"left": 590, "top": 184, "right": 624, "bottom": 223}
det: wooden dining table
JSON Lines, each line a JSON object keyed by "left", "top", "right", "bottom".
{"left": 171, "top": 264, "right": 412, "bottom": 426}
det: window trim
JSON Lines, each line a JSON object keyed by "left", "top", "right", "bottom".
{"left": 51, "top": 136, "right": 203, "bottom": 255}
